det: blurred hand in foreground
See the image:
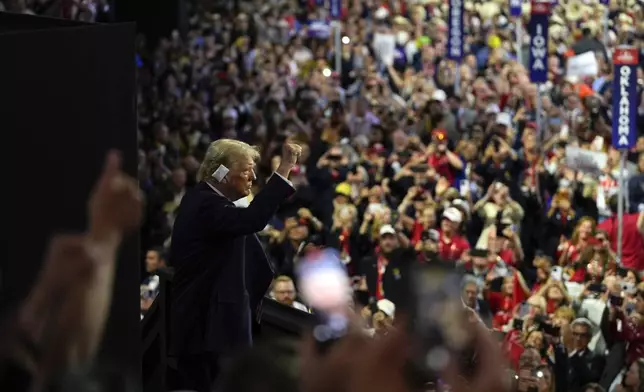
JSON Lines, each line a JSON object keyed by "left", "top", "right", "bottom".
{"left": 300, "top": 311, "right": 509, "bottom": 392}
{"left": 88, "top": 150, "right": 143, "bottom": 241}
{"left": 9, "top": 150, "right": 143, "bottom": 390}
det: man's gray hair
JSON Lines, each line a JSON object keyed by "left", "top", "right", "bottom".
{"left": 196, "top": 139, "right": 260, "bottom": 182}
{"left": 571, "top": 317, "right": 594, "bottom": 332}
{"left": 461, "top": 275, "right": 481, "bottom": 291}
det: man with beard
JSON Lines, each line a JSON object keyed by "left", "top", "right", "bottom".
{"left": 416, "top": 228, "right": 443, "bottom": 263}
{"left": 360, "top": 224, "right": 415, "bottom": 311}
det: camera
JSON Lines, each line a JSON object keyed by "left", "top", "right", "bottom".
{"left": 621, "top": 281, "right": 636, "bottom": 294}
{"left": 587, "top": 283, "right": 606, "bottom": 293}
{"left": 513, "top": 318, "right": 524, "bottom": 331}
{"left": 411, "top": 164, "right": 429, "bottom": 173}
{"left": 533, "top": 314, "right": 560, "bottom": 336}
{"left": 609, "top": 295, "right": 624, "bottom": 307}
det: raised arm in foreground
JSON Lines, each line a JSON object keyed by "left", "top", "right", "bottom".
{"left": 2, "top": 151, "right": 142, "bottom": 391}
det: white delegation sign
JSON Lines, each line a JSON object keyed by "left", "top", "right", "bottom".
{"left": 566, "top": 51, "right": 599, "bottom": 78}
{"left": 565, "top": 146, "right": 607, "bottom": 174}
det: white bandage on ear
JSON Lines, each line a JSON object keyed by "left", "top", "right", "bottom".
{"left": 212, "top": 165, "right": 230, "bottom": 182}
{"left": 251, "top": 169, "right": 257, "bottom": 181}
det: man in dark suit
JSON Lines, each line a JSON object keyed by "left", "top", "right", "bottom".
{"left": 461, "top": 275, "right": 493, "bottom": 328}
{"left": 169, "top": 139, "right": 301, "bottom": 392}
{"left": 567, "top": 318, "right": 606, "bottom": 392}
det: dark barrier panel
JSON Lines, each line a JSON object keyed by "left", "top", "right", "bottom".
{"left": 0, "top": 14, "right": 139, "bottom": 381}
{"left": 258, "top": 298, "right": 312, "bottom": 342}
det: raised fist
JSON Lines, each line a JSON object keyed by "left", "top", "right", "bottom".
{"left": 282, "top": 142, "right": 303, "bottom": 167}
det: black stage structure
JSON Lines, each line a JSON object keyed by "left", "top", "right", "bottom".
{"left": 0, "top": 11, "right": 140, "bottom": 382}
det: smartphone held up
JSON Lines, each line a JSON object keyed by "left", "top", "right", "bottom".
{"left": 297, "top": 248, "right": 353, "bottom": 354}
{"left": 408, "top": 263, "right": 473, "bottom": 379}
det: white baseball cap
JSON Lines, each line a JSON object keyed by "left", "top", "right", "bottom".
{"left": 379, "top": 224, "right": 396, "bottom": 236}
{"left": 374, "top": 6, "right": 389, "bottom": 19}
{"left": 377, "top": 299, "right": 396, "bottom": 318}
{"left": 431, "top": 89, "right": 447, "bottom": 102}
{"left": 452, "top": 199, "right": 470, "bottom": 216}
{"left": 442, "top": 207, "right": 463, "bottom": 223}
{"left": 496, "top": 112, "right": 512, "bottom": 127}
{"left": 485, "top": 104, "right": 500, "bottom": 114}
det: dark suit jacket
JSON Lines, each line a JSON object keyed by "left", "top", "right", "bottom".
{"left": 568, "top": 348, "right": 606, "bottom": 392}
{"left": 599, "top": 342, "right": 627, "bottom": 390}
{"left": 362, "top": 247, "right": 416, "bottom": 313}
{"left": 168, "top": 176, "right": 294, "bottom": 357}
{"left": 474, "top": 299, "right": 493, "bottom": 328}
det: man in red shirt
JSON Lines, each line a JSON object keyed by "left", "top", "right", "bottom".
{"left": 597, "top": 197, "right": 644, "bottom": 271}
{"left": 438, "top": 207, "right": 470, "bottom": 261}
{"left": 427, "top": 129, "right": 464, "bottom": 185}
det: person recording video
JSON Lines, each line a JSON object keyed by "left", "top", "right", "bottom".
{"left": 168, "top": 139, "right": 302, "bottom": 392}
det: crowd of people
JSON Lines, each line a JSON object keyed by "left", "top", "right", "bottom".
{"left": 3, "top": 0, "right": 644, "bottom": 390}
{"left": 130, "top": 0, "right": 644, "bottom": 390}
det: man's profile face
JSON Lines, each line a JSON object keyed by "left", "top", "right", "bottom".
{"left": 145, "top": 250, "right": 163, "bottom": 273}
{"left": 462, "top": 283, "right": 478, "bottom": 308}
{"left": 273, "top": 281, "right": 296, "bottom": 305}
{"left": 228, "top": 158, "right": 256, "bottom": 200}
